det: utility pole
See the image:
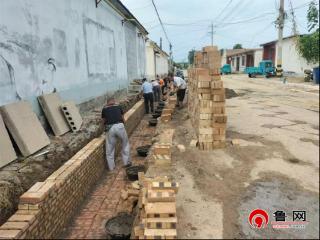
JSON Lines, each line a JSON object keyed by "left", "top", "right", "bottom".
{"left": 160, "top": 37, "right": 162, "bottom": 50}
{"left": 276, "top": 0, "right": 284, "bottom": 77}
{"left": 289, "top": 0, "right": 298, "bottom": 36}
{"left": 169, "top": 43, "right": 173, "bottom": 73}
{"left": 209, "top": 22, "right": 214, "bottom": 46}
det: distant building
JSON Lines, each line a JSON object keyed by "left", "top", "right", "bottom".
{"left": 221, "top": 49, "right": 263, "bottom": 73}
{"left": 145, "top": 40, "right": 169, "bottom": 80}
{"left": 261, "top": 35, "right": 316, "bottom": 75}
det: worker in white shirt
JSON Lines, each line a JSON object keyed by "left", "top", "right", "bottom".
{"left": 141, "top": 78, "right": 154, "bottom": 114}
{"left": 152, "top": 79, "right": 161, "bottom": 102}
{"left": 173, "top": 76, "right": 187, "bottom": 108}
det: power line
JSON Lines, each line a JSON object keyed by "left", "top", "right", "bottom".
{"left": 205, "top": 0, "right": 233, "bottom": 47}
{"left": 219, "top": 12, "right": 277, "bottom": 26}
{"left": 214, "top": 0, "right": 233, "bottom": 22}
{"left": 223, "top": 0, "right": 251, "bottom": 23}
{"left": 248, "top": 21, "right": 275, "bottom": 47}
{"left": 217, "top": 0, "right": 247, "bottom": 24}
{"left": 131, "top": 3, "right": 152, "bottom": 11}
{"left": 149, "top": 11, "right": 276, "bottom": 30}
{"left": 151, "top": 0, "right": 171, "bottom": 46}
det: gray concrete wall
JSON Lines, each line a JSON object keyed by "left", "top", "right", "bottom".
{"left": 0, "top": 0, "right": 146, "bottom": 114}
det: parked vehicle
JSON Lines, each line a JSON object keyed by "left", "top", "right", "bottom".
{"left": 220, "top": 64, "right": 231, "bottom": 74}
{"left": 304, "top": 69, "right": 313, "bottom": 82}
{"left": 245, "top": 60, "right": 275, "bottom": 78}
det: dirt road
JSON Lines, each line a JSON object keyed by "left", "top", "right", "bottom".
{"left": 173, "top": 74, "right": 319, "bottom": 239}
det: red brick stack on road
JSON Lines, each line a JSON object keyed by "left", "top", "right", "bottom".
{"left": 188, "top": 46, "right": 227, "bottom": 150}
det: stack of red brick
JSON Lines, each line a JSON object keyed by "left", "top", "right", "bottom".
{"left": 132, "top": 174, "right": 179, "bottom": 239}
{"left": 152, "top": 129, "right": 174, "bottom": 166}
{"left": 160, "top": 96, "right": 176, "bottom": 123}
{"left": 188, "top": 46, "right": 227, "bottom": 150}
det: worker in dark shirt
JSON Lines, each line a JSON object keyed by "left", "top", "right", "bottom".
{"left": 101, "top": 97, "right": 131, "bottom": 171}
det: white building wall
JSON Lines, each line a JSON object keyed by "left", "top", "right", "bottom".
{"left": 231, "top": 54, "right": 246, "bottom": 72}
{"left": 145, "top": 42, "right": 155, "bottom": 80}
{"left": 145, "top": 41, "right": 169, "bottom": 80}
{"left": 0, "top": 0, "right": 146, "bottom": 114}
{"left": 156, "top": 54, "right": 168, "bottom": 77}
{"left": 221, "top": 49, "right": 227, "bottom": 66}
{"left": 254, "top": 49, "right": 263, "bottom": 66}
{"left": 275, "top": 38, "right": 316, "bottom": 75}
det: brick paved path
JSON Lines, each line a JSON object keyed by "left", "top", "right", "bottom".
{"left": 61, "top": 116, "right": 155, "bottom": 239}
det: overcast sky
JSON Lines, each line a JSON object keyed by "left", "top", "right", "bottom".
{"left": 122, "top": 0, "right": 316, "bottom": 62}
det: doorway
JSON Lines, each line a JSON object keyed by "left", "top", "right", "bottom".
{"left": 236, "top": 57, "right": 240, "bottom": 72}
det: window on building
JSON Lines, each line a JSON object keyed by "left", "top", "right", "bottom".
{"left": 242, "top": 56, "right": 245, "bottom": 66}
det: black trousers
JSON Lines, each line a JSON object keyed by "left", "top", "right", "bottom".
{"left": 153, "top": 85, "right": 161, "bottom": 102}
{"left": 177, "top": 89, "right": 186, "bottom": 102}
{"left": 143, "top": 92, "right": 154, "bottom": 114}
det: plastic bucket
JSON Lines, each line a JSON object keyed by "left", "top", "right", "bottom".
{"left": 105, "top": 212, "right": 134, "bottom": 239}
{"left": 136, "top": 145, "right": 151, "bottom": 157}
{"left": 126, "top": 165, "right": 146, "bottom": 181}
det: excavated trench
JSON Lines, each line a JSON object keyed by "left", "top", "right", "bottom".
{"left": 59, "top": 113, "right": 156, "bottom": 239}
{"left": 0, "top": 94, "right": 140, "bottom": 226}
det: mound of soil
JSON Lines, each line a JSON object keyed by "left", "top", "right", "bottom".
{"left": 225, "top": 88, "right": 239, "bottom": 99}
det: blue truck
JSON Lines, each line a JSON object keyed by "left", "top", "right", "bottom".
{"left": 220, "top": 64, "right": 231, "bottom": 74}
{"left": 245, "top": 60, "right": 276, "bottom": 78}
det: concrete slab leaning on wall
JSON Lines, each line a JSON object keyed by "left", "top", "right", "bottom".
{"left": 0, "top": 101, "right": 50, "bottom": 157}
{"left": 38, "top": 93, "right": 70, "bottom": 136}
{"left": 0, "top": 114, "right": 17, "bottom": 168}
{"left": 61, "top": 101, "right": 83, "bottom": 132}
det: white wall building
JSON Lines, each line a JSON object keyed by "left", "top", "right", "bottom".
{"left": 261, "top": 35, "right": 317, "bottom": 75}
{"left": 145, "top": 40, "right": 169, "bottom": 80}
{"left": 0, "top": 0, "right": 147, "bottom": 114}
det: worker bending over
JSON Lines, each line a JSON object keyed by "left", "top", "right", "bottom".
{"left": 101, "top": 97, "right": 131, "bottom": 171}
{"left": 173, "top": 75, "right": 187, "bottom": 108}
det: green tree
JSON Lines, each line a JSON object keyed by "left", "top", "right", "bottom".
{"left": 307, "top": 1, "right": 319, "bottom": 32}
{"left": 188, "top": 49, "right": 195, "bottom": 64}
{"left": 298, "top": 32, "right": 319, "bottom": 64}
{"left": 233, "top": 43, "right": 243, "bottom": 49}
{"left": 297, "top": 1, "right": 319, "bottom": 64}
